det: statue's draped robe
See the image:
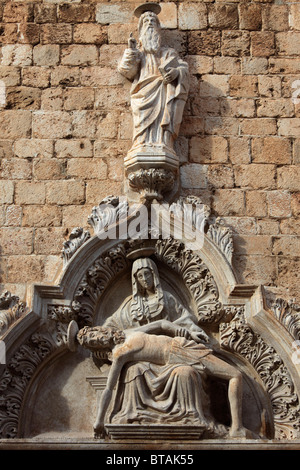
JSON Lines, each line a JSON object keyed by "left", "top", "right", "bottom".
{"left": 104, "top": 292, "right": 214, "bottom": 426}
{"left": 118, "top": 47, "right": 189, "bottom": 149}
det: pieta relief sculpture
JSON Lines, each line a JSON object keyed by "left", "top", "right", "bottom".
{"left": 67, "top": 257, "right": 254, "bottom": 440}
{"left": 1, "top": 1, "right": 300, "bottom": 448}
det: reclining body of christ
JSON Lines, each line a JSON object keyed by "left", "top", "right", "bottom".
{"left": 75, "top": 319, "right": 252, "bottom": 440}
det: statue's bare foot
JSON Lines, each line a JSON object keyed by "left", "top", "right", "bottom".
{"left": 229, "top": 426, "right": 254, "bottom": 439}
{"left": 93, "top": 422, "right": 106, "bottom": 439}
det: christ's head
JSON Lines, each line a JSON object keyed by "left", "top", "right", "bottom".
{"left": 139, "top": 11, "right": 161, "bottom": 54}
{"left": 77, "top": 326, "right": 125, "bottom": 352}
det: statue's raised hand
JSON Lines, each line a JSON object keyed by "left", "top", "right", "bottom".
{"left": 190, "top": 330, "right": 210, "bottom": 344}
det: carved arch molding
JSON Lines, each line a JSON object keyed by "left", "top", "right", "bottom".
{"left": 0, "top": 232, "right": 300, "bottom": 441}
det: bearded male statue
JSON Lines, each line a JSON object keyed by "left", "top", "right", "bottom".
{"left": 118, "top": 4, "right": 189, "bottom": 169}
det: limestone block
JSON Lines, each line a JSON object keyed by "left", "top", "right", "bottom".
{"left": 0, "top": 158, "right": 32, "bottom": 180}
{"left": 58, "top": 4, "right": 95, "bottom": 23}
{"left": 61, "top": 45, "right": 98, "bottom": 66}
{"left": 3, "top": 3, "right": 33, "bottom": 22}
{"left": 251, "top": 137, "right": 292, "bottom": 164}
{"left": 33, "top": 158, "right": 65, "bottom": 180}
{"left": 40, "top": 24, "right": 72, "bottom": 44}
{"left": 262, "top": 5, "right": 289, "bottom": 32}
{"left": 33, "top": 111, "right": 72, "bottom": 139}
{"left": 0, "top": 66, "right": 20, "bottom": 86}
{"left": 5, "top": 205, "right": 22, "bottom": 227}
{"left": 1, "top": 45, "right": 32, "bottom": 66}
{"left": 159, "top": 3, "right": 177, "bottom": 29}
{"left": 278, "top": 119, "right": 300, "bottom": 137}
{"left": 85, "top": 180, "right": 123, "bottom": 204}
{"left": 33, "top": 45, "right": 60, "bottom": 66}
{"left": 235, "top": 164, "right": 276, "bottom": 189}
{"left": 214, "top": 57, "right": 240, "bottom": 75}
{"left": 51, "top": 67, "right": 81, "bottom": 87}
{"left": 18, "top": 24, "right": 40, "bottom": 45}
{"left": 0, "top": 227, "right": 33, "bottom": 255}
{"left": 276, "top": 32, "right": 300, "bottom": 56}
{"left": 208, "top": 5, "right": 239, "bottom": 30}
{"left": 15, "top": 181, "right": 46, "bottom": 205}
{"left": 245, "top": 191, "right": 267, "bottom": 217}
{"left": 96, "top": 3, "right": 133, "bottom": 25}
{"left": 239, "top": 4, "right": 262, "bottom": 30}
{"left": 258, "top": 76, "right": 281, "bottom": 98}
{"left": 180, "top": 163, "right": 207, "bottom": 189}
{"left": 34, "top": 4, "right": 57, "bottom": 24}
{"left": 257, "top": 99, "right": 294, "bottom": 118}
{"left": 228, "top": 137, "right": 250, "bottom": 164}
{"left": 34, "top": 227, "right": 66, "bottom": 255}
{"left": 277, "top": 166, "right": 300, "bottom": 191}
{"left": 267, "top": 191, "right": 292, "bottom": 218}
{"left": 190, "top": 136, "right": 228, "bottom": 163}
{"left": 6, "top": 86, "right": 41, "bottom": 110}
{"left": 80, "top": 66, "right": 123, "bottom": 87}
{"left": 251, "top": 32, "right": 275, "bottom": 57}
{"left": 73, "top": 24, "right": 107, "bottom": 45}
{"left": 188, "top": 30, "right": 221, "bottom": 55}
{"left": 46, "top": 180, "right": 85, "bottom": 205}
{"left": 14, "top": 139, "right": 54, "bottom": 159}
{"left": 240, "top": 118, "right": 277, "bottom": 136}
{"left": 290, "top": 5, "right": 300, "bottom": 31}
{"left": 22, "top": 67, "right": 51, "bottom": 88}
{"left": 55, "top": 139, "right": 93, "bottom": 159}
{"left": 241, "top": 58, "right": 268, "bottom": 75}
{"left": 67, "top": 158, "right": 107, "bottom": 180}
{"left": 22, "top": 205, "right": 62, "bottom": 227}
{"left": 213, "top": 189, "right": 245, "bottom": 216}
{"left": 64, "top": 88, "right": 94, "bottom": 111}
{"left": 178, "top": 3, "right": 207, "bottom": 31}
{"left": 5, "top": 255, "right": 46, "bottom": 283}
{"left": 0, "top": 180, "right": 14, "bottom": 204}
{"left": 221, "top": 31, "right": 250, "bottom": 57}
{"left": 229, "top": 75, "right": 258, "bottom": 98}
{"left": 0, "top": 110, "right": 31, "bottom": 138}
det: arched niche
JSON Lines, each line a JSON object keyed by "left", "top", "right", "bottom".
{"left": 0, "top": 227, "right": 299, "bottom": 442}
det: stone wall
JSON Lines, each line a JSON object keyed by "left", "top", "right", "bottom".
{"left": 0, "top": 0, "right": 300, "bottom": 302}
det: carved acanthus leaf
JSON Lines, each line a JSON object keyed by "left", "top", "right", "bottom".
{"left": 62, "top": 227, "right": 91, "bottom": 266}
{"left": 206, "top": 218, "right": 233, "bottom": 264}
{"left": 220, "top": 310, "right": 300, "bottom": 439}
{"left": 268, "top": 297, "right": 300, "bottom": 341}
{"left": 73, "top": 244, "right": 131, "bottom": 326}
{"left": 0, "top": 322, "right": 69, "bottom": 438}
{"left": 0, "top": 291, "right": 29, "bottom": 338}
{"left": 47, "top": 305, "right": 77, "bottom": 324}
{"left": 87, "top": 196, "right": 129, "bottom": 235}
{"left": 169, "top": 195, "right": 211, "bottom": 234}
{"left": 128, "top": 168, "right": 175, "bottom": 202}
{"left": 155, "top": 238, "right": 223, "bottom": 324}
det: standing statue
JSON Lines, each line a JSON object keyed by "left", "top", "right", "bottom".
{"left": 118, "top": 3, "right": 189, "bottom": 168}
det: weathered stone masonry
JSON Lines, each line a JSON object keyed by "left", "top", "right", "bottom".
{"left": 1, "top": 0, "right": 300, "bottom": 305}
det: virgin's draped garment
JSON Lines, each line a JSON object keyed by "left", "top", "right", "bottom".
{"left": 104, "top": 291, "right": 214, "bottom": 426}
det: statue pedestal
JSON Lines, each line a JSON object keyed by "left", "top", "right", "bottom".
{"left": 105, "top": 424, "right": 205, "bottom": 440}
{"left": 124, "top": 145, "right": 179, "bottom": 202}
{"left": 124, "top": 144, "right": 179, "bottom": 173}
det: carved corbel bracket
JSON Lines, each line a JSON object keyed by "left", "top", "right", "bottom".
{"left": 127, "top": 168, "right": 175, "bottom": 203}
